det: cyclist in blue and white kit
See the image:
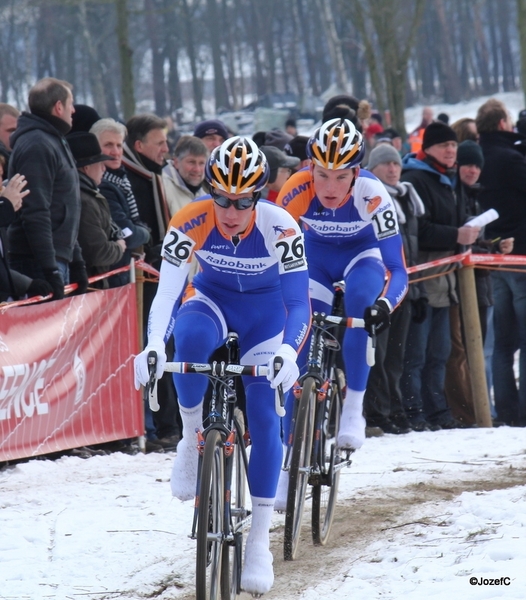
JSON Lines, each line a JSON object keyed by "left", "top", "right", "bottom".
{"left": 134, "top": 137, "right": 310, "bottom": 595}
{"left": 277, "top": 118, "right": 408, "bottom": 459}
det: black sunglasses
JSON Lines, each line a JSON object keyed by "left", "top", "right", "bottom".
{"left": 211, "top": 192, "right": 258, "bottom": 211}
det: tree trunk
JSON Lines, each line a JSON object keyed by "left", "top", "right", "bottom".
{"left": 78, "top": 1, "right": 108, "bottom": 116}
{"left": 503, "top": 1, "right": 518, "bottom": 91}
{"left": 115, "top": 0, "right": 135, "bottom": 120}
{"left": 206, "top": 0, "right": 231, "bottom": 111}
{"left": 145, "top": 0, "right": 167, "bottom": 117}
{"left": 180, "top": 0, "right": 204, "bottom": 119}
{"left": 222, "top": 0, "right": 239, "bottom": 109}
{"left": 296, "top": 0, "right": 319, "bottom": 96}
{"left": 433, "top": 0, "right": 461, "bottom": 103}
{"left": 316, "top": 0, "right": 348, "bottom": 92}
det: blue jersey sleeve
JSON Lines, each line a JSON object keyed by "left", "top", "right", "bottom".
{"left": 279, "top": 268, "right": 311, "bottom": 353}
{"left": 378, "top": 231, "right": 408, "bottom": 310}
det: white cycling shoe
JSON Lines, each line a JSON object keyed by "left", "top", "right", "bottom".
{"left": 170, "top": 437, "right": 198, "bottom": 501}
{"left": 273, "top": 469, "right": 289, "bottom": 512}
{"left": 241, "top": 535, "right": 274, "bottom": 595}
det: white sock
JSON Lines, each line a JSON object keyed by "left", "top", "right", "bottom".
{"left": 241, "top": 496, "right": 275, "bottom": 594}
{"left": 179, "top": 402, "right": 203, "bottom": 440}
{"left": 337, "top": 389, "right": 366, "bottom": 450}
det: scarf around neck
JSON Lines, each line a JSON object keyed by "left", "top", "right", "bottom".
{"left": 122, "top": 142, "right": 170, "bottom": 237}
{"left": 383, "top": 181, "right": 425, "bottom": 225}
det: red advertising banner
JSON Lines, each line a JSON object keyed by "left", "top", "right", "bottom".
{"left": 0, "top": 284, "right": 143, "bottom": 462}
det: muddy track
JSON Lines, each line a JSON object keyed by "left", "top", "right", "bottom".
{"left": 169, "top": 464, "right": 525, "bottom": 600}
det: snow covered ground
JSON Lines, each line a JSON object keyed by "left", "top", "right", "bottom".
{"left": 1, "top": 426, "right": 525, "bottom": 600}
{"left": 2, "top": 90, "right": 526, "bottom": 600}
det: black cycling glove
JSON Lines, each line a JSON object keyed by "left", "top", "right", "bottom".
{"left": 363, "top": 298, "right": 391, "bottom": 335}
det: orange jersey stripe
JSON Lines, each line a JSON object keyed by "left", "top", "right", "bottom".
{"left": 276, "top": 169, "right": 315, "bottom": 222}
{"left": 168, "top": 198, "right": 216, "bottom": 250}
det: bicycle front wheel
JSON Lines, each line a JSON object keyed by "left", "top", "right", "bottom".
{"left": 196, "top": 429, "right": 225, "bottom": 600}
{"left": 311, "top": 368, "right": 344, "bottom": 545}
{"left": 284, "top": 377, "right": 316, "bottom": 561}
{"left": 221, "top": 409, "right": 249, "bottom": 599}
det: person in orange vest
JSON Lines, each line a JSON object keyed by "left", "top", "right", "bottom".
{"left": 408, "top": 106, "right": 434, "bottom": 153}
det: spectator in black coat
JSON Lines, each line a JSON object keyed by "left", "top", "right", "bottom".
{"left": 476, "top": 98, "right": 526, "bottom": 426}
{"left": 1, "top": 170, "right": 52, "bottom": 302}
{"left": 400, "top": 122, "right": 481, "bottom": 430}
{"left": 7, "top": 77, "right": 88, "bottom": 301}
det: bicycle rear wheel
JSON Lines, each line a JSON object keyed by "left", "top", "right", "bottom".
{"left": 284, "top": 377, "right": 316, "bottom": 561}
{"left": 311, "top": 368, "right": 344, "bottom": 546}
{"left": 221, "top": 409, "right": 249, "bottom": 599}
{"left": 196, "top": 430, "right": 225, "bottom": 600}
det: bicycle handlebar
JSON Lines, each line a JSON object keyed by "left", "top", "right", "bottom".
{"left": 144, "top": 353, "right": 286, "bottom": 415}
{"left": 162, "top": 362, "right": 270, "bottom": 376}
{"left": 311, "top": 312, "right": 375, "bottom": 367}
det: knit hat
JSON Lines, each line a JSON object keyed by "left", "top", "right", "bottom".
{"left": 287, "top": 135, "right": 309, "bottom": 161}
{"left": 71, "top": 104, "right": 101, "bottom": 133}
{"left": 422, "top": 122, "right": 457, "bottom": 150}
{"left": 193, "top": 119, "right": 229, "bottom": 141}
{"left": 457, "top": 140, "right": 484, "bottom": 169}
{"left": 264, "top": 129, "right": 293, "bottom": 151}
{"left": 67, "top": 132, "right": 112, "bottom": 167}
{"left": 260, "top": 145, "right": 300, "bottom": 183}
{"left": 367, "top": 144, "right": 402, "bottom": 171}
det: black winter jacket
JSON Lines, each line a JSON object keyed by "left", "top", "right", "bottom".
{"left": 478, "top": 130, "right": 526, "bottom": 256}
{"left": 1, "top": 195, "right": 31, "bottom": 301}
{"left": 401, "top": 155, "right": 466, "bottom": 307}
{"left": 7, "top": 112, "right": 82, "bottom": 270}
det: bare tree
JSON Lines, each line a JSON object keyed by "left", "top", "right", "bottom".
{"left": 115, "top": 0, "right": 135, "bottom": 119}
{"left": 350, "top": 0, "right": 425, "bottom": 137}
{"left": 316, "top": 0, "right": 348, "bottom": 92}
{"left": 205, "top": 0, "right": 231, "bottom": 111}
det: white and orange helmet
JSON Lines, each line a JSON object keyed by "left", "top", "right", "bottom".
{"left": 307, "top": 118, "right": 365, "bottom": 169}
{"left": 205, "top": 136, "right": 270, "bottom": 194}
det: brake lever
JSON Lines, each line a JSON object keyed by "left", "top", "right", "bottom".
{"left": 145, "top": 350, "right": 160, "bottom": 412}
{"left": 273, "top": 356, "right": 286, "bottom": 417}
{"left": 367, "top": 324, "right": 376, "bottom": 367}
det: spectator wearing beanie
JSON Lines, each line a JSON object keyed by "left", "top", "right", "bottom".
{"left": 193, "top": 119, "right": 229, "bottom": 152}
{"left": 263, "top": 129, "right": 293, "bottom": 152}
{"left": 442, "top": 138, "right": 492, "bottom": 427}
{"left": 366, "top": 143, "right": 401, "bottom": 173}
{"left": 71, "top": 104, "right": 101, "bottom": 134}
{"left": 399, "top": 121, "right": 482, "bottom": 431}
{"left": 287, "top": 135, "right": 310, "bottom": 170}
{"left": 363, "top": 143, "right": 426, "bottom": 435}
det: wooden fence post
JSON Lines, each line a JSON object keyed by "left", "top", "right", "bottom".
{"left": 457, "top": 264, "right": 493, "bottom": 427}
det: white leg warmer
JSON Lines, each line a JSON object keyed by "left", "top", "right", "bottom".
{"left": 337, "top": 389, "right": 366, "bottom": 450}
{"left": 170, "top": 403, "right": 202, "bottom": 501}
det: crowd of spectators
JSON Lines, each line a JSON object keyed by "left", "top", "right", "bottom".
{"left": 2, "top": 78, "right": 525, "bottom": 461}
